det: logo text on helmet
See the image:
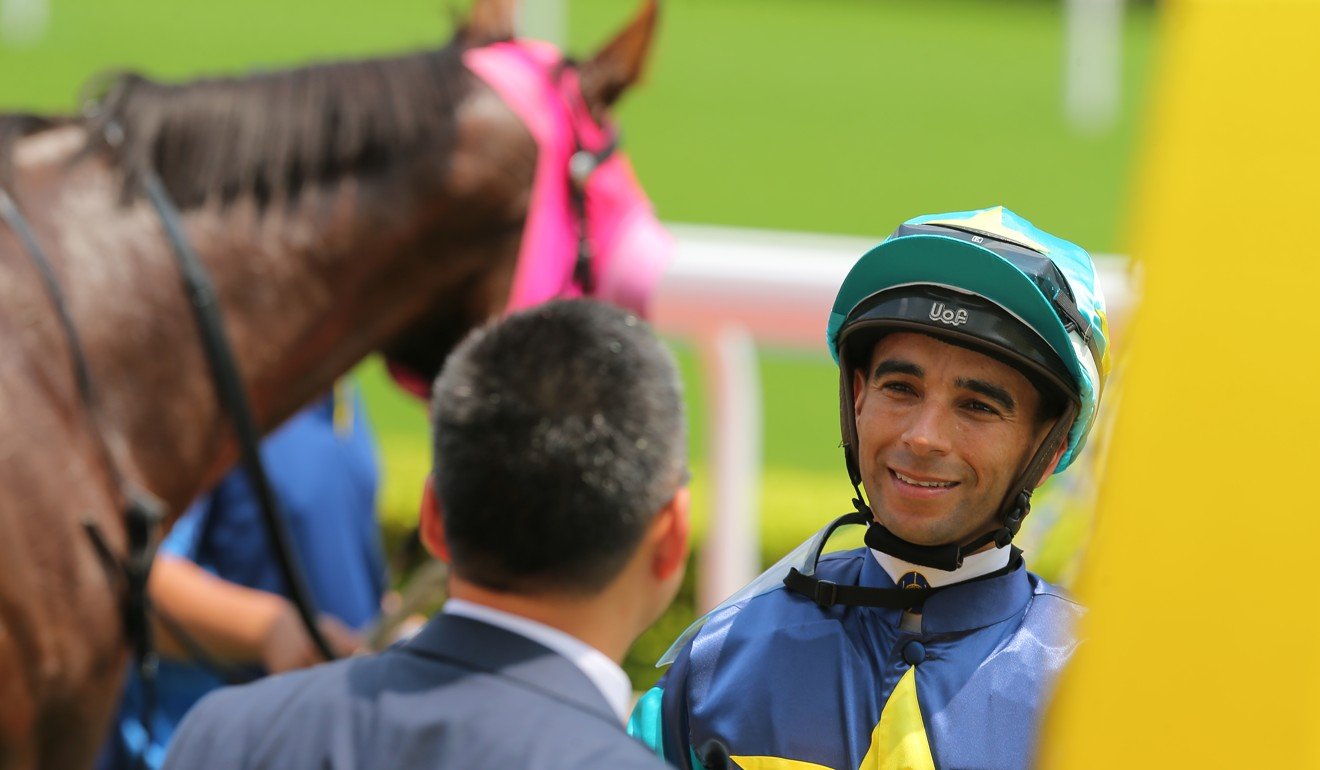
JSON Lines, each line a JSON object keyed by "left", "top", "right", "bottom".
{"left": 929, "top": 302, "right": 969, "bottom": 327}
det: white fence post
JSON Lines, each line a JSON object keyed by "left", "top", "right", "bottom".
{"left": 518, "top": 0, "right": 567, "bottom": 46}
{"left": 695, "top": 325, "right": 761, "bottom": 613}
{"left": 1064, "top": 0, "right": 1125, "bottom": 134}
{"left": 0, "top": 0, "right": 49, "bottom": 48}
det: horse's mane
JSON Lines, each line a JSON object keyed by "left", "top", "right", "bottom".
{"left": 87, "top": 40, "right": 472, "bottom": 209}
{"left": 0, "top": 114, "right": 60, "bottom": 191}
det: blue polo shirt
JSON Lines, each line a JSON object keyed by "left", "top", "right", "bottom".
{"left": 100, "top": 388, "right": 385, "bottom": 770}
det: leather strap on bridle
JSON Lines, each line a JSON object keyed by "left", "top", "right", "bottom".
{"left": 1, "top": 139, "right": 333, "bottom": 669}
{"left": 0, "top": 187, "right": 125, "bottom": 493}
{"left": 139, "top": 167, "right": 336, "bottom": 662}
{"left": 566, "top": 131, "right": 618, "bottom": 291}
{"left": 1, "top": 183, "right": 166, "bottom": 766}
{"left": 559, "top": 60, "right": 619, "bottom": 297}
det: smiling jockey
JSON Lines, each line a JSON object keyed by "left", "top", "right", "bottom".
{"left": 629, "top": 206, "right": 1111, "bottom": 770}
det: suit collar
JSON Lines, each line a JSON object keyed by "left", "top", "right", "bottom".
{"left": 401, "top": 613, "right": 620, "bottom": 725}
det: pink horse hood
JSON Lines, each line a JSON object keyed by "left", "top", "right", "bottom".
{"left": 583, "top": 154, "right": 673, "bottom": 317}
{"left": 464, "top": 40, "right": 674, "bottom": 319}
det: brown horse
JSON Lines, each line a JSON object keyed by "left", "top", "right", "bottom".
{"left": 0, "top": 0, "right": 664, "bottom": 765}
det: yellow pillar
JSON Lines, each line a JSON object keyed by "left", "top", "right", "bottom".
{"left": 1039, "top": 1, "right": 1320, "bottom": 767}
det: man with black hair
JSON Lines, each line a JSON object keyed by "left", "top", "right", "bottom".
{"left": 631, "top": 207, "right": 1112, "bottom": 770}
{"left": 165, "top": 299, "right": 689, "bottom": 770}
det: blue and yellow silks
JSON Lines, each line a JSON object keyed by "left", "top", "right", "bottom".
{"left": 630, "top": 549, "right": 1080, "bottom": 770}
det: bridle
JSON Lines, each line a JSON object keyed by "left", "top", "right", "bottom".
{"left": 0, "top": 44, "right": 630, "bottom": 762}
{"left": 0, "top": 185, "right": 165, "bottom": 671}
{"left": 135, "top": 163, "right": 337, "bottom": 660}
{"left": 384, "top": 49, "right": 621, "bottom": 400}
{"left": 0, "top": 122, "right": 335, "bottom": 765}
{"left": 465, "top": 38, "right": 630, "bottom": 314}
{"left": 2, "top": 48, "right": 620, "bottom": 624}
{"left": 558, "top": 58, "right": 619, "bottom": 298}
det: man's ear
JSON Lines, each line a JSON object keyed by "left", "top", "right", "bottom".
{"left": 651, "top": 486, "right": 691, "bottom": 582}
{"left": 419, "top": 477, "right": 452, "bottom": 563}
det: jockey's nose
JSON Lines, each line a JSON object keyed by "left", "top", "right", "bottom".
{"left": 900, "top": 400, "right": 954, "bottom": 457}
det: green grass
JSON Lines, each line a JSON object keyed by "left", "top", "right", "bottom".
{"left": 2, "top": 0, "right": 1156, "bottom": 252}
{"left": 574, "top": 0, "right": 1157, "bottom": 251}
{"left": 1, "top": 0, "right": 1155, "bottom": 687}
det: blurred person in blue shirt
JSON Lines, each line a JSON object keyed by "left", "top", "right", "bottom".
{"left": 98, "top": 382, "right": 384, "bottom": 770}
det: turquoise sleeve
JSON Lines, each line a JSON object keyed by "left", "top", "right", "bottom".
{"left": 627, "top": 686, "right": 667, "bottom": 760}
{"left": 629, "top": 687, "right": 705, "bottom": 768}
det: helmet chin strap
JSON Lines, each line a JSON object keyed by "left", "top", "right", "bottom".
{"left": 859, "top": 490, "right": 1024, "bottom": 572}
{"left": 858, "top": 402, "right": 1078, "bottom": 572}
{"left": 780, "top": 407, "right": 1071, "bottom": 611}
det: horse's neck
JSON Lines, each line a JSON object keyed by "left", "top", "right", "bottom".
{"left": 14, "top": 118, "right": 523, "bottom": 514}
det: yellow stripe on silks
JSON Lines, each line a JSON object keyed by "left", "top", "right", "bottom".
{"left": 859, "top": 667, "right": 935, "bottom": 770}
{"left": 730, "top": 756, "right": 835, "bottom": 770}
{"left": 1038, "top": 1, "right": 1320, "bottom": 768}
{"left": 730, "top": 667, "right": 934, "bottom": 770}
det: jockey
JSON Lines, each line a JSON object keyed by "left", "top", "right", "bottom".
{"left": 629, "top": 206, "right": 1111, "bottom": 770}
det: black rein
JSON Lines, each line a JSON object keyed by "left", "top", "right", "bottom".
{"left": 139, "top": 168, "right": 336, "bottom": 662}
{"left": 0, "top": 154, "right": 334, "bottom": 666}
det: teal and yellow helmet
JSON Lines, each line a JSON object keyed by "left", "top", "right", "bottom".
{"left": 829, "top": 206, "right": 1110, "bottom": 484}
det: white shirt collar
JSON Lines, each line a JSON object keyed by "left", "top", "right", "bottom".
{"left": 442, "top": 598, "right": 632, "bottom": 724}
{"left": 871, "top": 544, "right": 1011, "bottom": 588}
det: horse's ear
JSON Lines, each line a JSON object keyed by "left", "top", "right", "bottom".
{"left": 579, "top": 0, "right": 659, "bottom": 113}
{"left": 463, "top": 0, "right": 518, "bottom": 46}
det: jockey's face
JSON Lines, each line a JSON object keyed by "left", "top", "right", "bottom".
{"left": 852, "top": 332, "right": 1052, "bottom": 547}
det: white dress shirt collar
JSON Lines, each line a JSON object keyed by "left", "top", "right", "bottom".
{"left": 443, "top": 598, "right": 632, "bottom": 724}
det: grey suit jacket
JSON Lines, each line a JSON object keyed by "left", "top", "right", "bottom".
{"left": 163, "top": 614, "right": 670, "bottom": 769}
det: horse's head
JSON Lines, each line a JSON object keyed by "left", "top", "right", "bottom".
{"left": 384, "top": 0, "right": 671, "bottom": 397}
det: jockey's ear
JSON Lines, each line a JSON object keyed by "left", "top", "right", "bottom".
{"left": 462, "top": 0, "right": 517, "bottom": 46}
{"left": 579, "top": 0, "right": 659, "bottom": 115}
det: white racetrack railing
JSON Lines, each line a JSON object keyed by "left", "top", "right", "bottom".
{"left": 651, "top": 223, "right": 1135, "bottom": 611}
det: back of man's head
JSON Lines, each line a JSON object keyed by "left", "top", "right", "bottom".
{"left": 431, "top": 299, "right": 686, "bottom": 596}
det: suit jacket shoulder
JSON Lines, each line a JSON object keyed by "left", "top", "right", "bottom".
{"left": 165, "top": 615, "right": 668, "bottom": 770}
